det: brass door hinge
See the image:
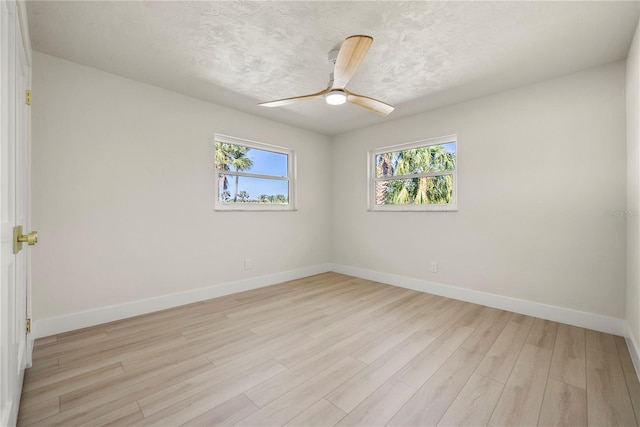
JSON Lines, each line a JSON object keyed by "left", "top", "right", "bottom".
{"left": 26, "top": 318, "right": 31, "bottom": 334}
{"left": 25, "top": 90, "right": 31, "bottom": 105}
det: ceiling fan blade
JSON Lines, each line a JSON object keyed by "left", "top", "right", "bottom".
{"left": 259, "top": 89, "right": 329, "bottom": 108}
{"left": 346, "top": 91, "right": 395, "bottom": 116}
{"left": 332, "top": 35, "right": 373, "bottom": 89}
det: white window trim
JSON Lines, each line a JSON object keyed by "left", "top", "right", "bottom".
{"left": 214, "top": 134, "right": 297, "bottom": 212}
{"left": 368, "top": 134, "right": 458, "bottom": 212}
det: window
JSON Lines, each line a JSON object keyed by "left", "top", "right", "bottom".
{"left": 369, "top": 135, "right": 457, "bottom": 211}
{"left": 214, "top": 134, "right": 295, "bottom": 211}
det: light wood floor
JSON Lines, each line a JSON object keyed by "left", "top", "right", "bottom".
{"left": 18, "top": 272, "right": 640, "bottom": 426}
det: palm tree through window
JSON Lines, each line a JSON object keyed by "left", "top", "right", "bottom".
{"left": 370, "top": 135, "right": 457, "bottom": 211}
{"left": 214, "top": 134, "right": 295, "bottom": 211}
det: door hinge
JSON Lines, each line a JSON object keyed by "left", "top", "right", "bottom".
{"left": 26, "top": 319, "right": 31, "bottom": 334}
{"left": 25, "top": 89, "right": 31, "bottom": 105}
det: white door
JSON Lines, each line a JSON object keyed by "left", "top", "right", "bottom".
{"left": 1, "top": 1, "right": 32, "bottom": 426}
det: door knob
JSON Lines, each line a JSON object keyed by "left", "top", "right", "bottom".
{"left": 18, "top": 231, "right": 38, "bottom": 245}
{"left": 13, "top": 226, "right": 38, "bottom": 254}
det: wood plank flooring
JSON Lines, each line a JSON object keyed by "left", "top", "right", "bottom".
{"left": 18, "top": 272, "right": 640, "bottom": 426}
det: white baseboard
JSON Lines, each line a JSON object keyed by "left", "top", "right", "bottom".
{"left": 330, "top": 264, "right": 625, "bottom": 336}
{"left": 32, "top": 264, "right": 332, "bottom": 339}
{"left": 33, "top": 262, "right": 626, "bottom": 340}
{"left": 626, "top": 321, "right": 640, "bottom": 382}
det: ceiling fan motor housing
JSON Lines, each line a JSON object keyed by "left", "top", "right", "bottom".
{"left": 328, "top": 49, "right": 340, "bottom": 65}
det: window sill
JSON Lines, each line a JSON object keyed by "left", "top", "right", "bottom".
{"left": 368, "top": 206, "right": 458, "bottom": 212}
{"left": 214, "top": 207, "right": 297, "bottom": 212}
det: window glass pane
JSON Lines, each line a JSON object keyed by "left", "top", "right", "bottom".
{"left": 215, "top": 142, "right": 288, "bottom": 177}
{"left": 375, "top": 142, "right": 456, "bottom": 177}
{"left": 375, "top": 175, "right": 454, "bottom": 205}
{"left": 218, "top": 174, "right": 289, "bottom": 204}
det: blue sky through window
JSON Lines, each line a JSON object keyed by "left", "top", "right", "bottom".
{"left": 217, "top": 144, "right": 290, "bottom": 201}
{"left": 244, "top": 149, "right": 288, "bottom": 177}
{"left": 442, "top": 142, "right": 455, "bottom": 154}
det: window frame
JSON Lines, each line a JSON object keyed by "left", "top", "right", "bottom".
{"left": 368, "top": 134, "right": 458, "bottom": 212}
{"left": 214, "top": 134, "right": 296, "bottom": 212}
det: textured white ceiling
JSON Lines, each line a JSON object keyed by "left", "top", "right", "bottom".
{"left": 27, "top": 1, "right": 640, "bottom": 136}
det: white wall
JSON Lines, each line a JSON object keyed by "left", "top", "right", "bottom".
{"left": 31, "top": 53, "right": 331, "bottom": 322}
{"left": 331, "top": 62, "right": 627, "bottom": 320}
{"left": 627, "top": 18, "right": 640, "bottom": 357}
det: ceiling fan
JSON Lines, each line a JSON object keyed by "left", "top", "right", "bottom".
{"left": 259, "top": 35, "right": 394, "bottom": 116}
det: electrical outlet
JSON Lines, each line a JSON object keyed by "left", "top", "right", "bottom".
{"left": 244, "top": 258, "right": 252, "bottom": 270}
{"left": 430, "top": 261, "right": 438, "bottom": 273}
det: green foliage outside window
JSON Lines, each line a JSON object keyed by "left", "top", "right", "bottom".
{"left": 375, "top": 143, "right": 456, "bottom": 205}
{"left": 215, "top": 141, "right": 289, "bottom": 204}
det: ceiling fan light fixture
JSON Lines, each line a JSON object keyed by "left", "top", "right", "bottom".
{"left": 325, "top": 90, "right": 347, "bottom": 106}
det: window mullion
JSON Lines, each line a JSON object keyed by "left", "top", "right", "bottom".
{"left": 374, "top": 171, "right": 455, "bottom": 181}
{"left": 218, "top": 171, "right": 289, "bottom": 181}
